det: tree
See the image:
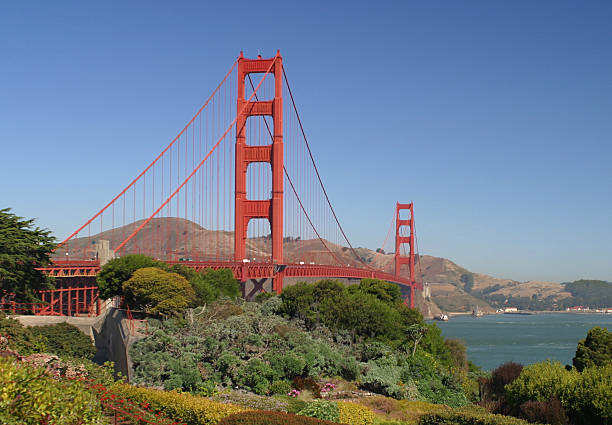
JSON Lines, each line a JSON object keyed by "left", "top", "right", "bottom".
{"left": 122, "top": 267, "right": 195, "bottom": 316}
{"left": 351, "top": 278, "right": 402, "bottom": 304}
{"left": 405, "top": 323, "right": 428, "bottom": 356}
{"left": 0, "top": 208, "right": 56, "bottom": 301}
{"left": 96, "top": 254, "right": 166, "bottom": 299}
{"left": 460, "top": 273, "right": 474, "bottom": 293}
{"left": 572, "top": 326, "right": 612, "bottom": 372}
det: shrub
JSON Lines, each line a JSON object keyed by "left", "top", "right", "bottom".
{"left": 269, "top": 379, "right": 292, "bottom": 395}
{"left": 518, "top": 398, "right": 569, "bottom": 425}
{"left": 357, "top": 398, "right": 448, "bottom": 424}
{"left": 564, "top": 363, "right": 612, "bottom": 425}
{"left": 29, "top": 322, "right": 96, "bottom": 360}
{"left": 489, "top": 362, "right": 523, "bottom": 398}
{"left": 418, "top": 408, "right": 533, "bottom": 425}
{"left": 297, "top": 400, "right": 340, "bottom": 422}
{"left": 123, "top": 267, "right": 196, "bottom": 316}
{"left": 293, "top": 376, "right": 322, "bottom": 398}
{"left": 572, "top": 326, "right": 611, "bottom": 372}
{"left": 212, "top": 391, "right": 289, "bottom": 411}
{"left": 337, "top": 401, "right": 375, "bottom": 425}
{"left": 0, "top": 357, "right": 101, "bottom": 425}
{"left": 217, "top": 410, "right": 340, "bottom": 425}
{"left": 504, "top": 360, "right": 576, "bottom": 408}
{"left": 111, "top": 383, "right": 244, "bottom": 425}
{"left": 97, "top": 254, "right": 167, "bottom": 299}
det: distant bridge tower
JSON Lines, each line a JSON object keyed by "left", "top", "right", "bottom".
{"left": 234, "top": 51, "right": 284, "bottom": 293}
{"left": 395, "top": 202, "right": 416, "bottom": 308}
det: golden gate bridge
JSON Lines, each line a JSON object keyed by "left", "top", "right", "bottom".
{"left": 5, "top": 52, "right": 423, "bottom": 315}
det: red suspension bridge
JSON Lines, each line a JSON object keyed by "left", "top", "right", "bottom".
{"left": 24, "top": 51, "right": 423, "bottom": 313}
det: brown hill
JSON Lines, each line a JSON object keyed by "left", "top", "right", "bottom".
{"left": 58, "top": 217, "right": 571, "bottom": 315}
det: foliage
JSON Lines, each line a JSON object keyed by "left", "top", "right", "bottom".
{"left": 280, "top": 279, "right": 451, "bottom": 359}
{"left": 337, "top": 401, "right": 375, "bottom": 425}
{"left": 111, "top": 383, "right": 244, "bottom": 425}
{"left": 445, "top": 339, "right": 468, "bottom": 372}
{"left": 97, "top": 254, "right": 167, "bottom": 299}
{"left": 517, "top": 398, "right": 569, "bottom": 425}
{"left": 297, "top": 400, "right": 340, "bottom": 422}
{"left": 349, "top": 278, "right": 402, "bottom": 304}
{"left": 29, "top": 322, "right": 96, "bottom": 360}
{"left": 484, "top": 362, "right": 524, "bottom": 402}
{"left": 563, "top": 363, "right": 612, "bottom": 425}
{"left": 0, "top": 356, "right": 101, "bottom": 425}
{"left": 131, "top": 295, "right": 465, "bottom": 405}
{"left": 460, "top": 273, "right": 475, "bottom": 293}
{"left": 0, "top": 311, "right": 47, "bottom": 355}
{"left": 293, "top": 376, "right": 322, "bottom": 398}
{"left": 217, "top": 410, "right": 340, "bottom": 425}
{"left": 172, "top": 265, "right": 240, "bottom": 305}
{"left": 123, "top": 266, "right": 196, "bottom": 316}
{"left": 0, "top": 208, "right": 56, "bottom": 301}
{"left": 212, "top": 391, "right": 289, "bottom": 411}
{"left": 269, "top": 379, "right": 292, "bottom": 395}
{"left": 357, "top": 397, "right": 449, "bottom": 424}
{"left": 418, "top": 408, "right": 533, "bottom": 425}
{"left": 572, "top": 326, "right": 611, "bottom": 372}
{"left": 0, "top": 313, "right": 97, "bottom": 361}
{"left": 504, "top": 360, "right": 576, "bottom": 408}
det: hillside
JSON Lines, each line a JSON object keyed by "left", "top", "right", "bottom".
{"left": 59, "top": 217, "right": 577, "bottom": 314}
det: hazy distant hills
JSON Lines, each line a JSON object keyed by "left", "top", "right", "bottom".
{"left": 60, "top": 217, "right": 586, "bottom": 314}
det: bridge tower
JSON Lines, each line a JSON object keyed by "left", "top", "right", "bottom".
{"left": 395, "top": 202, "right": 416, "bottom": 308}
{"left": 235, "top": 51, "right": 284, "bottom": 293}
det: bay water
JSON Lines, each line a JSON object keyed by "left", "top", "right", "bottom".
{"left": 434, "top": 313, "right": 612, "bottom": 371}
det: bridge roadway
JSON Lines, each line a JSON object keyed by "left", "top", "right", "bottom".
{"left": 39, "top": 260, "right": 422, "bottom": 290}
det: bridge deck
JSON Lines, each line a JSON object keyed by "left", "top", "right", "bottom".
{"left": 39, "top": 261, "right": 423, "bottom": 290}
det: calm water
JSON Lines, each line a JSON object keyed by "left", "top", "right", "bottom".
{"left": 435, "top": 313, "right": 612, "bottom": 371}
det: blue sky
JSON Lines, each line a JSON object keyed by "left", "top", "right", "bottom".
{"left": 1, "top": 1, "right": 611, "bottom": 282}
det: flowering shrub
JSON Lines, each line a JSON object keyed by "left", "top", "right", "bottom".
{"left": 320, "top": 382, "right": 335, "bottom": 395}
{"left": 111, "top": 383, "right": 244, "bottom": 425}
{"left": 289, "top": 389, "right": 302, "bottom": 397}
{"left": 337, "top": 401, "right": 375, "bottom": 425}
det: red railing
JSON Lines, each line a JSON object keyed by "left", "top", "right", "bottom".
{"left": 1, "top": 286, "right": 101, "bottom": 317}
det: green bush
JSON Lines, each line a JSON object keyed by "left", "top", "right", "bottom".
{"left": 269, "top": 379, "right": 292, "bottom": 395}
{"left": 0, "top": 357, "right": 101, "bottom": 425}
{"left": 217, "top": 410, "right": 340, "bottom": 425}
{"left": 504, "top": 360, "right": 576, "bottom": 407}
{"left": 30, "top": 322, "right": 96, "bottom": 360}
{"left": 123, "top": 267, "right": 196, "bottom": 316}
{"left": 564, "top": 363, "right": 612, "bottom": 425}
{"left": 297, "top": 400, "right": 340, "bottom": 422}
{"left": 572, "top": 326, "right": 611, "bottom": 372}
{"left": 97, "top": 254, "right": 167, "bottom": 299}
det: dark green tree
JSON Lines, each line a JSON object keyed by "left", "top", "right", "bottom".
{"left": 96, "top": 254, "right": 166, "bottom": 299}
{"left": 460, "top": 273, "right": 475, "bottom": 293}
{"left": 572, "top": 326, "right": 612, "bottom": 372}
{"left": 351, "top": 278, "right": 402, "bottom": 304}
{"left": 0, "top": 208, "right": 56, "bottom": 301}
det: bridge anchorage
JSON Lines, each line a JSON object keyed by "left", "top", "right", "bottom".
{"left": 29, "top": 51, "right": 422, "bottom": 315}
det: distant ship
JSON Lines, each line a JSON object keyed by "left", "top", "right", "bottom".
{"left": 434, "top": 314, "right": 449, "bottom": 321}
{"left": 472, "top": 305, "right": 484, "bottom": 317}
